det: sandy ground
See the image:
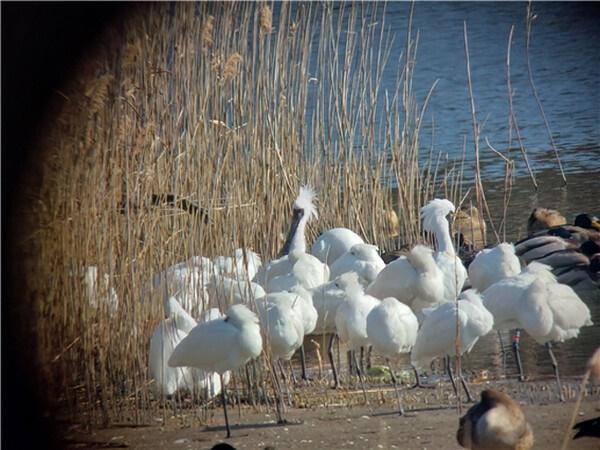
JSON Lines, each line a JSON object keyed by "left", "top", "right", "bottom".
{"left": 59, "top": 376, "right": 599, "bottom": 450}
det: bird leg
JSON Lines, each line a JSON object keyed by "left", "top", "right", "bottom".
{"left": 219, "top": 373, "right": 231, "bottom": 438}
{"left": 445, "top": 356, "right": 459, "bottom": 396}
{"left": 277, "top": 360, "right": 293, "bottom": 407}
{"left": 353, "top": 350, "right": 369, "bottom": 405}
{"left": 287, "top": 359, "right": 298, "bottom": 385}
{"left": 409, "top": 365, "right": 434, "bottom": 389}
{"left": 497, "top": 330, "right": 508, "bottom": 374}
{"left": 512, "top": 329, "right": 525, "bottom": 382}
{"left": 546, "top": 341, "right": 565, "bottom": 402}
{"left": 387, "top": 358, "right": 405, "bottom": 416}
{"left": 270, "top": 360, "right": 287, "bottom": 421}
{"left": 446, "top": 356, "right": 474, "bottom": 402}
{"left": 299, "top": 344, "right": 312, "bottom": 381}
{"left": 244, "top": 363, "right": 257, "bottom": 407}
{"left": 328, "top": 333, "right": 341, "bottom": 389}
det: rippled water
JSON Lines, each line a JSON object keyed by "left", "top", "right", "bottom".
{"left": 296, "top": 2, "right": 600, "bottom": 380}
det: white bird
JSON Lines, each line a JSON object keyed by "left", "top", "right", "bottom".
{"left": 151, "top": 256, "right": 212, "bottom": 317}
{"left": 468, "top": 242, "right": 522, "bottom": 292}
{"left": 311, "top": 227, "right": 365, "bottom": 265}
{"left": 366, "top": 245, "right": 445, "bottom": 322}
{"left": 213, "top": 248, "right": 263, "bottom": 281}
{"left": 421, "top": 198, "right": 468, "bottom": 302}
{"left": 83, "top": 265, "right": 119, "bottom": 314}
{"left": 256, "top": 291, "right": 306, "bottom": 407}
{"left": 168, "top": 304, "right": 263, "bottom": 438}
{"left": 328, "top": 243, "right": 385, "bottom": 286}
{"left": 366, "top": 297, "right": 418, "bottom": 415}
{"left": 334, "top": 272, "right": 380, "bottom": 399}
{"left": 482, "top": 261, "right": 593, "bottom": 401}
{"left": 265, "top": 249, "right": 330, "bottom": 293}
{"left": 148, "top": 299, "right": 227, "bottom": 399}
{"left": 309, "top": 278, "right": 348, "bottom": 336}
{"left": 253, "top": 186, "right": 318, "bottom": 287}
{"left": 206, "top": 275, "right": 266, "bottom": 309}
{"left": 277, "top": 186, "right": 318, "bottom": 257}
{"left": 411, "top": 289, "right": 494, "bottom": 402}
{"left": 457, "top": 389, "right": 534, "bottom": 450}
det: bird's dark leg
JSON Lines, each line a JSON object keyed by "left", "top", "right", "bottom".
{"left": 353, "top": 350, "right": 369, "bottom": 405}
{"left": 458, "top": 370, "right": 474, "bottom": 403}
{"left": 512, "top": 329, "right": 525, "bottom": 381}
{"left": 287, "top": 359, "right": 298, "bottom": 385}
{"left": 387, "top": 358, "right": 404, "bottom": 416}
{"left": 299, "top": 343, "right": 311, "bottom": 381}
{"left": 328, "top": 333, "right": 340, "bottom": 389}
{"left": 220, "top": 373, "right": 231, "bottom": 438}
{"left": 546, "top": 341, "right": 565, "bottom": 402}
{"left": 277, "top": 360, "right": 293, "bottom": 407}
{"left": 446, "top": 356, "right": 459, "bottom": 396}
{"left": 409, "top": 365, "right": 433, "bottom": 389}
{"left": 270, "top": 360, "right": 286, "bottom": 421}
{"left": 497, "top": 330, "right": 507, "bottom": 374}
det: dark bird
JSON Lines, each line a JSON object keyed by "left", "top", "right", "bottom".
{"left": 457, "top": 389, "right": 533, "bottom": 450}
{"left": 573, "top": 416, "right": 600, "bottom": 440}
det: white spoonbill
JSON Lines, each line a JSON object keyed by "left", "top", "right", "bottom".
{"left": 411, "top": 289, "right": 493, "bottom": 402}
{"left": 334, "top": 272, "right": 380, "bottom": 400}
{"left": 253, "top": 186, "right": 318, "bottom": 287}
{"left": 421, "top": 198, "right": 468, "bottom": 301}
{"left": 467, "top": 242, "right": 522, "bottom": 293}
{"left": 366, "top": 245, "right": 445, "bottom": 322}
{"left": 168, "top": 304, "right": 262, "bottom": 438}
{"left": 277, "top": 186, "right": 318, "bottom": 257}
{"left": 311, "top": 227, "right": 365, "bottom": 265}
{"left": 151, "top": 256, "right": 212, "bottom": 317}
{"left": 329, "top": 243, "right": 385, "bottom": 286}
{"left": 148, "top": 299, "right": 227, "bottom": 399}
{"left": 457, "top": 389, "right": 533, "bottom": 450}
{"left": 265, "top": 249, "right": 330, "bottom": 293}
{"left": 366, "top": 297, "right": 418, "bottom": 415}
{"left": 482, "top": 261, "right": 593, "bottom": 401}
{"left": 83, "top": 265, "right": 119, "bottom": 314}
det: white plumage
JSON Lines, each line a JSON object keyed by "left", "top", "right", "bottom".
{"left": 148, "top": 299, "right": 227, "bottom": 398}
{"left": 366, "top": 245, "right": 445, "bottom": 321}
{"left": 411, "top": 290, "right": 493, "bottom": 369}
{"left": 329, "top": 243, "right": 385, "bottom": 286}
{"left": 411, "top": 290, "right": 493, "bottom": 401}
{"left": 83, "top": 265, "right": 119, "bottom": 313}
{"left": 366, "top": 296, "right": 418, "bottom": 415}
{"left": 168, "top": 303, "right": 262, "bottom": 374}
{"left": 468, "top": 242, "right": 522, "bottom": 292}
{"left": 335, "top": 272, "right": 381, "bottom": 353}
{"left": 421, "top": 198, "right": 468, "bottom": 301}
{"left": 482, "top": 261, "right": 593, "bottom": 401}
{"left": 265, "top": 250, "right": 330, "bottom": 293}
{"left": 256, "top": 292, "right": 306, "bottom": 361}
{"left": 311, "top": 227, "right": 365, "bottom": 264}
{"left": 168, "top": 303, "right": 262, "bottom": 437}
{"left": 482, "top": 262, "right": 592, "bottom": 344}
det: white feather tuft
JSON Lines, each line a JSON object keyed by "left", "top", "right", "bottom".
{"left": 294, "top": 186, "right": 318, "bottom": 221}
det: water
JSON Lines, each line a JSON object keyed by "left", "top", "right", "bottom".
{"left": 295, "top": 2, "right": 600, "bottom": 380}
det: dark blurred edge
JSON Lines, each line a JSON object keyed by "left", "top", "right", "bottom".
{"left": 2, "top": 3, "right": 128, "bottom": 448}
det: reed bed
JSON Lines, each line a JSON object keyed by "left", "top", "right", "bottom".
{"left": 20, "top": 1, "right": 502, "bottom": 429}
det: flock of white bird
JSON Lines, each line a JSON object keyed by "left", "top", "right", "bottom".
{"left": 83, "top": 187, "right": 595, "bottom": 438}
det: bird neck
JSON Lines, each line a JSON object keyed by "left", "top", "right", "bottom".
{"left": 432, "top": 217, "right": 455, "bottom": 255}
{"left": 277, "top": 208, "right": 305, "bottom": 258}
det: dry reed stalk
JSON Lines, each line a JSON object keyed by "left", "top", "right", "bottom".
{"left": 21, "top": 1, "right": 485, "bottom": 429}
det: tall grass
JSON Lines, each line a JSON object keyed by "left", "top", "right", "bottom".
{"left": 22, "top": 2, "right": 466, "bottom": 427}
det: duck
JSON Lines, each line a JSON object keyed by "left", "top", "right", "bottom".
{"left": 527, "top": 207, "right": 566, "bottom": 235}
{"left": 457, "top": 389, "right": 533, "bottom": 450}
